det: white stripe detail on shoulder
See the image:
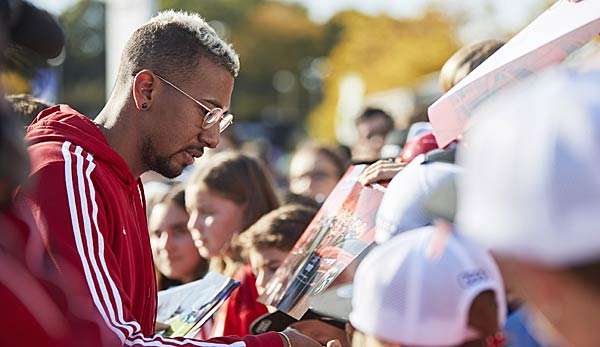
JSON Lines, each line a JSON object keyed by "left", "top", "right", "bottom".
{"left": 62, "top": 141, "right": 244, "bottom": 347}
{"left": 81, "top": 152, "right": 140, "bottom": 336}
{"left": 75, "top": 147, "right": 138, "bottom": 338}
{"left": 61, "top": 141, "right": 127, "bottom": 343}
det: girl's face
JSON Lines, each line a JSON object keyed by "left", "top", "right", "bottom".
{"left": 149, "top": 202, "right": 201, "bottom": 283}
{"left": 248, "top": 246, "right": 289, "bottom": 296}
{"left": 186, "top": 185, "right": 245, "bottom": 259}
{"left": 289, "top": 150, "right": 340, "bottom": 203}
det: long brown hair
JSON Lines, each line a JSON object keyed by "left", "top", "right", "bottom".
{"left": 292, "top": 141, "right": 349, "bottom": 179}
{"left": 188, "top": 151, "right": 280, "bottom": 271}
{"left": 238, "top": 204, "right": 317, "bottom": 259}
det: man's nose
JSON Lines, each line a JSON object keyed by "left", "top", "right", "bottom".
{"left": 200, "top": 125, "right": 220, "bottom": 149}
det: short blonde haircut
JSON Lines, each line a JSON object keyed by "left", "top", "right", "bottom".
{"left": 117, "top": 10, "right": 240, "bottom": 85}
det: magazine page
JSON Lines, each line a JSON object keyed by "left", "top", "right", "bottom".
{"left": 156, "top": 272, "right": 240, "bottom": 337}
{"left": 428, "top": 0, "right": 600, "bottom": 147}
{"left": 258, "top": 165, "right": 386, "bottom": 319}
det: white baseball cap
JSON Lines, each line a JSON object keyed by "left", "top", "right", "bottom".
{"left": 375, "top": 157, "right": 462, "bottom": 243}
{"left": 457, "top": 67, "right": 600, "bottom": 267}
{"left": 350, "top": 225, "right": 506, "bottom": 346}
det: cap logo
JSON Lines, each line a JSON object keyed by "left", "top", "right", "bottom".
{"left": 458, "top": 269, "right": 489, "bottom": 289}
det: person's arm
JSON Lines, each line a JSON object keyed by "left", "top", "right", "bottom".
{"left": 18, "top": 156, "right": 286, "bottom": 347}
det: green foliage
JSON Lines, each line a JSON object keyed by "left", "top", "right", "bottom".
{"left": 159, "top": 0, "right": 331, "bottom": 124}
{"left": 56, "top": 0, "right": 460, "bottom": 143}
{"left": 161, "top": 0, "right": 262, "bottom": 27}
{"left": 59, "top": 0, "right": 106, "bottom": 117}
{"left": 309, "top": 10, "right": 459, "bottom": 141}
{"left": 160, "top": 1, "right": 458, "bottom": 142}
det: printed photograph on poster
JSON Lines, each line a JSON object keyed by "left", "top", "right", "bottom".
{"left": 156, "top": 272, "right": 239, "bottom": 338}
{"left": 258, "top": 165, "right": 386, "bottom": 319}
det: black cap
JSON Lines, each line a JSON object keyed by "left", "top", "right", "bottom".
{"left": 251, "top": 283, "right": 355, "bottom": 335}
{"left": 1, "top": 0, "right": 65, "bottom": 59}
{"left": 250, "top": 308, "right": 347, "bottom": 335}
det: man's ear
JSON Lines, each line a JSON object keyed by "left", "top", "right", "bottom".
{"left": 132, "top": 69, "right": 156, "bottom": 111}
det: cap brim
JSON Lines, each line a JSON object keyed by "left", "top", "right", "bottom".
{"left": 10, "top": 1, "right": 65, "bottom": 59}
{"left": 251, "top": 289, "right": 351, "bottom": 335}
{"left": 424, "top": 176, "right": 457, "bottom": 223}
{"left": 250, "top": 310, "right": 297, "bottom": 334}
{"left": 307, "top": 284, "right": 352, "bottom": 322}
{"left": 423, "top": 146, "right": 457, "bottom": 164}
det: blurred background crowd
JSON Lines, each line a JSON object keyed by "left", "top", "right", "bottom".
{"left": 8, "top": 0, "right": 595, "bottom": 175}
{"left": 2, "top": 0, "right": 600, "bottom": 346}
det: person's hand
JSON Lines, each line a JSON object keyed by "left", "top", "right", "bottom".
{"left": 280, "top": 328, "right": 323, "bottom": 347}
{"left": 154, "top": 321, "right": 169, "bottom": 333}
{"left": 358, "top": 159, "right": 405, "bottom": 186}
{"left": 290, "top": 319, "right": 351, "bottom": 347}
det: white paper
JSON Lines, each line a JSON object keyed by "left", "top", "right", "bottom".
{"left": 156, "top": 272, "right": 238, "bottom": 337}
{"left": 428, "top": 0, "right": 600, "bottom": 147}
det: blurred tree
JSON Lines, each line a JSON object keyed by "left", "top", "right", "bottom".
{"left": 59, "top": 0, "right": 106, "bottom": 116}
{"left": 160, "top": 0, "right": 331, "bottom": 143}
{"left": 1, "top": 70, "right": 30, "bottom": 94}
{"left": 161, "top": 0, "right": 262, "bottom": 27}
{"left": 308, "top": 11, "right": 459, "bottom": 142}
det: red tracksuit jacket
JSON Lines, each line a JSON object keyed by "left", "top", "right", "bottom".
{"left": 19, "top": 105, "right": 283, "bottom": 347}
{"left": 1, "top": 204, "right": 120, "bottom": 347}
{"left": 215, "top": 266, "right": 268, "bottom": 337}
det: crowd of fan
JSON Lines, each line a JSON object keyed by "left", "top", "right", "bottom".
{"left": 1, "top": 2, "right": 600, "bottom": 347}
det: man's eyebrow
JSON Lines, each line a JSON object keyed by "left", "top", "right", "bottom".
{"left": 202, "top": 98, "right": 225, "bottom": 110}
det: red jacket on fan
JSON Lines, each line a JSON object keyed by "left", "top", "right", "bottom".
{"left": 18, "top": 105, "right": 283, "bottom": 347}
{"left": 212, "top": 266, "right": 269, "bottom": 337}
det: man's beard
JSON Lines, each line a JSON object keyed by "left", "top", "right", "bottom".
{"left": 141, "top": 138, "right": 183, "bottom": 179}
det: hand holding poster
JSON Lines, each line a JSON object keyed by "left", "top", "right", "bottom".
{"left": 258, "top": 165, "right": 386, "bottom": 319}
{"left": 428, "top": 0, "right": 600, "bottom": 147}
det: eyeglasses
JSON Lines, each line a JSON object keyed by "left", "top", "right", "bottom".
{"left": 154, "top": 73, "right": 233, "bottom": 133}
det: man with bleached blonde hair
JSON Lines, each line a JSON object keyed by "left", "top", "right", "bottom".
{"left": 18, "top": 10, "right": 321, "bottom": 347}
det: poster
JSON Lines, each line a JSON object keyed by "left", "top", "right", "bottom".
{"left": 258, "top": 165, "right": 386, "bottom": 319}
{"left": 428, "top": 0, "right": 600, "bottom": 147}
{"left": 156, "top": 272, "right": 239, "bottom": 337}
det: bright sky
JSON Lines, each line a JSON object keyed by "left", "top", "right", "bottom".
{"left": 33, "top": 0, "right": 548, "bottom": 40}
{"left": 30, "top": 0, "right": 75, "bottom": 14}
{"left": 291, "top": 0, "right": 544, "bottom": 23}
